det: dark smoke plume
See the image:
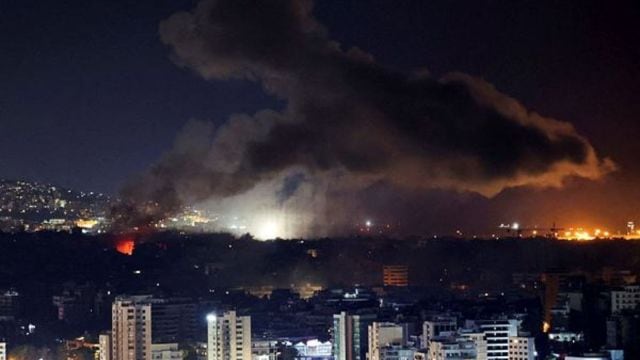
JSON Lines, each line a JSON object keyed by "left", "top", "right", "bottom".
{"left": 111, "top": 0, "right": 613, "bottom": 231}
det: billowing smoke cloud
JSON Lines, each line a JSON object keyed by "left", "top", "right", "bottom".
{"left": 112, "top": 0, "right": 613, "bottom": 233}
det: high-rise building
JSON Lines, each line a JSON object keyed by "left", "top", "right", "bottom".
{"left": 508, "top": 336, "right": 535, "bottom": 360}
{"left": 383, "top": 266, "right": 409, "bottom": 287}
{"left": 112, "top": 296, "right": 152, "bottom": 360}
{"left": 368, "top": 322, "right": 405, "bottom": 360}
{"left": 0, "top": 341, "right": 6, "bottom": 360}
{"left": 150, "top": 298, "right": 198, "bottom": 343}
{"left": 99, "top": 332, "right": 111, "bottom": 360}
{"left": 468, "top": 320, "right": 519, "bottom": 360}
{"left": 333, "top": 312, "right": 376, "bottom": 360}
{"left": 207, "top": 310, "right": 252, "bottom": 360}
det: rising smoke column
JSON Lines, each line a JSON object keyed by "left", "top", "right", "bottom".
{"left": 111, "top": 0, "right": 614, "bottom": 232}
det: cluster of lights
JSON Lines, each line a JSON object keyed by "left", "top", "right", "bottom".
{"left": 560, "top": 228, "right": 610, "bottom": 241}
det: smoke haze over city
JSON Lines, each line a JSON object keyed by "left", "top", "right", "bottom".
{"left": 2, "top": 0, "right": 639, "bottom": 236}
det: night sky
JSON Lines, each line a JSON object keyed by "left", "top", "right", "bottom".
{"left": 1, "top": 0, "right": 639, "bottom": 234}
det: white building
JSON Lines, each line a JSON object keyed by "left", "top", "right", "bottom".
{"left": 112, "top": 296, "right": 152, "bottom": 360}
{"left": 610, "top": 285, "right": 640, "bottom": 313}
{"left": 151, "top": 343, "right": 183, "bottom": 360}
{"left": 293, "top": 339, "right": 332, "bottom": 360}
{"left": 368, "top": 322, "right": 405, "bottom": 360}
{"left": 564, "top": 354, "right": 610, "bottom": 360}
{"left": 99, "top": 333, "right": 111, "bottom": 360}
{"left": 207, "top": 311, "right": 252, "bottom": 360}
{"left": 468, "top": 319, "right": 519, "bottom": 360}
{"left": 508, "top": 336, "right": 535, "bottom": 360}
{"left": 0, "top": 341, "right": 6, "bottom": 360}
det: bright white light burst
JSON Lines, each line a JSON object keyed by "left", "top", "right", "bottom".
{"left": 255, "top": 217, "right": 285, "bottom": 240}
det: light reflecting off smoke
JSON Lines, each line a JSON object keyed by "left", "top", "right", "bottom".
{"left": 255, "top": 217, "right": 284, "bottom": 240}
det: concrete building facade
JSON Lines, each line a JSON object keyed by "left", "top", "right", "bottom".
{"left": 207, "top": 311, "right": 252, "bottom": 360}
{"left": 112, "top": 296, "right": 152, "bottom": 360}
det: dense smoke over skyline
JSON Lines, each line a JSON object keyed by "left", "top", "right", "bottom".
{"left": 113, "top": 0, "right": 613, "bottom": 235}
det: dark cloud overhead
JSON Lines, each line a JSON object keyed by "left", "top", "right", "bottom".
{"left": 113, "top": 0, "right": 614, "bottom": 230}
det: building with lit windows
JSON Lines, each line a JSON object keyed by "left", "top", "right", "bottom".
{"left": 207, "top": 310, "right": 252, "bottom": 360}
{"left": 112, "top": 296, "right": 152, "bottom": 360}
{"left": 508, "top": 336, "right": 535, "bottom": 360}
{"left": 382, "top": 266, "right": 409, "bottom": 287}
{"left": 0, "top": 341, "right": 6, "bottom": 360}
{"left": 467, "top": 319, "right": 519, "bottom": 360}
{"left": 293, "top": 339, "right": 333, "bottom": 360}
{"left": 99, "top": 333, "right": 111, "bottom": 360}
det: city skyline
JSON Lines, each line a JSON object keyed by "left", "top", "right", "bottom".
{"left": 1, "top": 0, "right": 639, "bottom": 235}
{"left": 3, "top": 2, "right": 640, "bottom": 358}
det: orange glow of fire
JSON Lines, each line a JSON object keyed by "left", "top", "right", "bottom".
{"left": 116, "top": 239, "right": 135, "bottom": 256}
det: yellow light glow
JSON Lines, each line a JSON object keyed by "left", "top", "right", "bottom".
{"left": 543, "top": 321, "right": 551, "bottom": 333}
{"left": 255, "top": 217, "right": 285, "bottom": 240}
{"left": 574, "top": 231, "right": 593, "bottom": 241}
{"left": 76, "top": 219, "right": 98, "bottom": 228}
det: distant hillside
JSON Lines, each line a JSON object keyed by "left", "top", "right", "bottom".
{"left": 0, "top": 179, "right": 110, "bottom": 221}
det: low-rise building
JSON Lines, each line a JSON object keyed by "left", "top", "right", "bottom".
{"left": 151, "top": 343, "right": 183, "bottom": 360}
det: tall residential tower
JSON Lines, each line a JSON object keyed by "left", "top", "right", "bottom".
{"left": 207, "top": 310, "right": 252, "bottom": 360}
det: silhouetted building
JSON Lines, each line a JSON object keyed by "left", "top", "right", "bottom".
{"left": 0, "top": 290, "right": 20, "bottom": 321}
{"left": 333, "top": 311, "right": 376, "bottom": 360}
{"left": 150, "top": 298, "right": 198, "bottom": 343}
